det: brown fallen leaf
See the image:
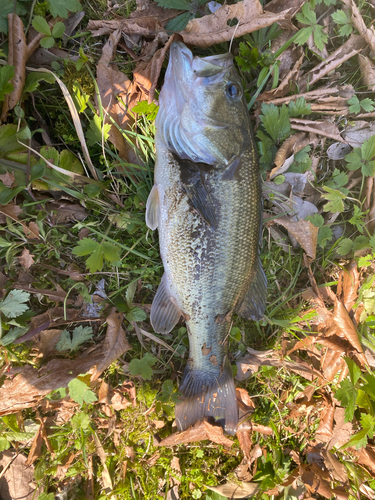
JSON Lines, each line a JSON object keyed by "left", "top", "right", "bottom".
{"left": 0, "top": 450, "right": 42, "bottom": 500}
{"left": 55, "top": 452, "right": 79, "bottom": 480}
{"left": 180, "top": 1, "right": 293, "bottom": 48}
{"left": 337, "top": 260, "right": 359, "bottom": 312}
{"left": 358, "top": 54, "right": 375, "bottom": 91}
{"left": 22, "top": 221, "right": 40, "bottom": 240}
{"left": 343, "top": 0, "right": 375, "bottom": 55}
{"left": 18, "top": 248, "right": 35, "bottom": 270}
{"left": 333, "top": 297, "right": 366, "bottom": 360}
{"left": 298, "top": 34, "right": 366, "bottom": 92}
{"left": 272, "top": 132, "right": 309, "bottom": 175}
{"left": 158, "top": 420, "right": 233, "bottom": 447}
{"left": 300, "top": 464, "right": 335, "bottom": 499}
{"left": 205, "top": 481, "right": 260, "bottom": 499}
{"left": 316, "top": 404, "right": 335, "bottom": 441}
{"left": 327, "top": 407, "right": 353, "bottom": 450}
{"left": 0, "top": 203, "right": 22, "bottom": 223}
{"left": 321, "top": 348, "right": 346, "bottom": 382}
{"left": 96, "top": 29, "right": 139, "bottom": 166}
{"left": 290, "top": 118, "right": 344, "bottom": 142}
{"left": 357, "top": 446, "right": 375, "bottom": 475}
{"left": 0, "top": 171, "right": 16, "bottom": 188}
{"left": 47, "top": 201, "right": 87, "bottom": 223}
{"left": 26, "top": 423, "right": 43, "bottom": 465}
{"left": 93, "top": 432, "right": 113, "bottom": 493}
{"left": 322, "top": 450, "right": 348, "bottom": 483}
{"left": 1, "top": 15, "right": 27, "bottom": 121}
{"left": 272, "top": 217, "right": 318, "bottom": 259}
{"left": 91, "top": 309, "right": 131, "bottom": 381}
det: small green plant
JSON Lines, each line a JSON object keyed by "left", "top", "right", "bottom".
{"left": 155, "top": 0, "right": 206, "bottom": 31}
{"left": 332, "top": 9, "right": 353, "bottom": 36}
{"left": 55, "top": 326, "right": 94, "bottom": 352}
{"left": 32, "top": 16, "right": 66, "bottom": 48}
{"left": 0, "top": 66, "right": 14, "bottom": 101}
{"left": 68, "top": 376, "right": 98, "bottom": 406}
{"left": 345, "top": 135, "right": 375, "bottom": 177}
{"left": 72, "top": 237, "right": 122, "bottom": 273}
{"left": 295, "top": 3, "right": 328, "bottom": 51}
{"left": 0, "top": 290, "right": 31, "bottom": 346}
{"left": 129, "top": 353, "right": 157, "bottom": 380}
{"left": 348, "top": 95, "right": 375, "bottom": 114}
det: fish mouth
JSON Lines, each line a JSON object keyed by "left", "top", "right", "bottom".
{"left": 169, "top": 41, "right": 233, "bottom": 83}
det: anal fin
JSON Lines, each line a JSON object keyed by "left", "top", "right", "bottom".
{"left": 237, "top": 256, "right": 267, "bottom": 321}
{"left": 146, "top": 184, "right": 159, "bottom": 230}
{"left": 150, "top": 274, "right": 182, "bottom": 334}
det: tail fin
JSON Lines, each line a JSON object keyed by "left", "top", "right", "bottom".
{"left": 175, "top": 362, "right": 238, "bottom": 435}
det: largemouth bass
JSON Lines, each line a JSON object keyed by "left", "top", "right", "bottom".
{"left": 146, "top": 41, "right": 267, "bottom": 435}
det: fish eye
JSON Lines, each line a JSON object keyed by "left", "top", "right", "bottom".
{"left": 226, "top": 82, "right": 241, "bottom": 100}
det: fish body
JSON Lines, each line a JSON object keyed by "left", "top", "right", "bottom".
{"left": 146, "top": 42, "right": 267, "bottom": 434}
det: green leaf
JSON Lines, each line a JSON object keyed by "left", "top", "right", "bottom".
{"left": 102, "top": 242, "right": 121, "bottom": 263}
{"left": 0, "top": 290, "right": 30, "bottom": 318}
{"left": 47, "top": 0, "right": 81, "bottom": 18}
{"left": 294, "top": 25, "right": 314, "bottom": 46}
{"left": 56, "top": 326, "right": 93, "bottom": 352}
{"left": 72, "top": 238, "right": 99, "bottom": 256}
{"left": 322, "top": 186, "right": 346, "bottom": 213}
{"left": 126, "top": 281, "right": 137, "bottom": 308}
{"left": 86, "top": 114, "right": 111, "bottom": 146}
{"left": 359, "top": 254, "right": 373, "bottom": 268}
{"left": 332, "top": 9, "right": 349, "bottom": 25}
{"left": 155, "top": 0, "right": 191, "bottom": 9}
{"left": 361, "top": 413, "right": 375, "bottom": 438}
{"left": 306, "top": 213, "right": 324, "bottom": 227}
{"left": 40, "top": 36, "right": 55, "bottom": 49}
{"left": 313, "top": 24, "right": 328, "bottom": 51}
{"left": 0, "top": 437, "right": 10, "bottom": 452}
{"left": 354, "top": 235, "right": 370, "bottom": 251}
{"left": 348, "top": 95, "right": 361, "bottom": 114}
{"left": 362, "top": 160, "right": 375, "bottom": 177}
{"left": 32, "top": 16, "right": 51, "bottom": 36}
{"left": 337, "top": 238, "right": 353, "bottom": 256}
{"left": 132, "top": 100, "right": 159, "bottom": 121}
{"left": 341, "top": 428, "right": 369, "bottom": 450}
{"left": 0, "top": 65, "right": 14, "bottom": 101}
{"left": 296, "top": 4, "right": 316, "bottom": 25}
{"left": 23, "top": 72, "right": 55, "bottom": 94}
{"left": 274, "top": 175, "right": 285, "bottom": 185}
{"left": 335, "top": 378, "right": 358, "bottom": 422}
{"left": 52, "top": 21, "right": 65, "bottom": 38}
{"left": 126, "top": 307, "right": 147, "bottom": 322}
{"left": 166, "top": 11, "right": 194, "bottom": 32}
{"left": 360, "top": 98, "right": 375, "bottom": 113}
{"left": 362, "top": 135, "right": 375, "bottom": 161}
{"left": 345, "top": 148, "right": 362, "bottom": 171}
{"left": 260, "top": 103, "right": 290, "bottom": 142}
{"left": 362, "top": 372, "right": 375, "bottom": 399}
{"left": 344, "top": 357, "right": 362, "bottom": 385}
{"left": 0, "top": 326, "right": 28, "bottom": 346}
{"left": 71, "top": 411, "right": 91, "bottom": 430}
{"left": 317, "top": 226, "right": 332, "bottom": 249}
{"left": 288, "top": 97, "right": 311, "bottom": 117}
{"left": 68, "top": 378, "right": 98, "bottom": 406}
{"left": 129, "top": 353, "right": 157, "bottom": 380}
{"left": 85, "top": 245, "right": 104, "bottom": 273}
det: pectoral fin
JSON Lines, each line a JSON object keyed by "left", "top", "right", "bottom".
{"left": 146, "top": 184, "right": 159, "bottom": 230}
{"left": 150, "top": 274, "right": 182, "bottom": 334}
{"left": 183, "top": 180, "right": 217, "bottom": 228}
{"left": 237, "top": 256, "right": 267, "bottom": 321}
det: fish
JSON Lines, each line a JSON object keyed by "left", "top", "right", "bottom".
{"left": 145, "top": 41, "right": 267, "bottom": 435}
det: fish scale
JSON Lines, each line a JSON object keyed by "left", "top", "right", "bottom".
{"left": 146, "top": 41, "right": 267, "bottom": 434}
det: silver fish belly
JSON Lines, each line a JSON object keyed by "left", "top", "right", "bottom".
{"left": 146, "top": 41, "right": 267, "bottom": 435}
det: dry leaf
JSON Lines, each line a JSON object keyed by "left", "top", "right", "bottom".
{"left": 322, "top": 450, "right": 348, "bottom": 483}
{"left": 0, "top": 171, "right": 16, "bottom": 188}
{"left": 98, "top": 380, "right": 111, "bottom": 404}
{"left": 0, "top": 203, "right": 22, "bottom": 223}
{"left": 333, "top": 298, "right": 365, "bottom": 358}
{"left": 96, "top": 29, "right": 139, "bottom": 165}
{"left": 1, "top": 15, "right": 27, "bottom": 121}
{"left": 342, "top": 120, "right": 375, "bottom": 147}
{"left": 26, "top": 424, "right": 43, "bottom": 465}
{"left": 47, "top": 201, "right": 87, "bottom": 223}
{"left": 316, "top": 405, "right": 335, "bottom": 440}
{"left": 273, "top": 217, "right": 318, "bottom": 259}
{"left": 300, "top": 465, "right": 335, "bottom": 499}
{"left": 328, "top": 407, "right": 353, "bottom": 450}
{"left": 358, "top": 54, "right": 375, "bottom": 91}
{"left": 337, "top": 260, "right": 359, "bottom": 312}
{"left": 167, "top": 485, "right": 180, "bottom": 500}
{"left": 22, "top": 222, "right": 40, "bottom": 240}
{"left": 299, "top": 35, "right": 366, "bottom": 92}
{"left": 205, "top": 481, "right": 260, "bottom": 498}
{"left": 343, "top": 0, "right": 375, "bottom": 55}
{"left": 55, "top": 452, "right": 78, "bottom": 480}
{"left": 91, "top": 309, "right": 131, "bottom": 381}
{"left": 93, "top": 432, "right": 113, "bottom": 493}
{"left": 158, "top": 420, "right": 233, "bottom": 447}
{"left": 321, "top": 348, "right": 346, "bottom": 382}
{"left": 180, "top": 1, "right": 293, "bottom": 48}
{"left": 18, "top": 248, "right": 35, "bottom": 270}
{"left": 110, "top": 391, "right": 132, "bottom": 410}
{"left": 290, "top": 118, "right": 344, "bottom": 142}
{"left": 357, "top": 446, "right": 375, "bottom": 475}
{"left": 0, "top": 450, "right": 42, "bottom": 500}
{"left": 237, "top": 424, "right": 252, "bottom": 460}
{"left": 272, "top": 132, "right": 308, "bottom": 173}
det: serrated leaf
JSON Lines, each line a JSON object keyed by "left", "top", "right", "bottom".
{"left": 0, "top": 65, "right": 14, "bottom": 101}
{"left": 341, "top": 428, "right": 368, "bottom": 450}
{"left": 68, "top": 378, "right": 98, "bottom": 406}
{"left": 339, "top": 24, "right": 353, "bottom": 36}
{"left": 294, "top": 25, "right": 314, "bottom": 46}
{"left": 129, "top": 353, "right": 157, "bottom": 380}
{"left": 126, "top": 307, "right": 147, "bottom": 322}
{"left": 360, "top": 413, "right": 375, "bottom": 437}
{"left": 56, "top": 326, "right": 93, "bottom": 352}
{"left": 86, "top": 114, "right": 111, "bottom": 146}
{"left": 102, "top": 242, "right": 121, "bottom": 263}
{"left": 332, "top": 9, "right": 349, "bottom": 25}
{"left": 0, "top": 437, "right": 10, "bottom": 452}
{"left": 52, "top": 21, "right": 65, "bottom": 38}
{"left": 337, "top": 238, "right": 353, "bottom": 255}
{"left": 32, "top": 16, "right": 51, "bottom": 36}
{"left": 360, "top": 98, "right": 375, "bottom": 112}
{"left": 260, "top": 103, "right": 291, "bottom": 142}
{"left": 0, "top": 326, "right": 28, "bottom": 346}
{"left": 40, "top": 36, "right": 55, "bottom": 49}
{"left": 23, "top": 72, "right": 55, "bottom": 93}
{"left": 72, "top": 238, "right": 99, "bottom": 256}
{"left": 362, "top": 160, "right": 375, "bottom": 177}
{"left": 335, "top": 377, "right": 358, "bottom": 422}
{"left": 345, "top": 148, "right": 362, "bottom": 171}
{"left": 0, "top": 290, "right": 30, "bottom": 318}
{"left": 318, "top": 226, "right": 332, "bottom": 249}
{"left": 322, "top": 186, "right": 346, "bottom": 213}
{"left": 85, "top": 245, "right": 104, "bottom": 273}
{"left": 47, "top": 0, "right": 81, "bottom": 18}
{"left": 71, "top": 411, "right": 91, "bottom": 430}
{"left": 314, "top": 24, "right": 328, "bottom": 51}
{"left": 348, "top": 95, "right": 361, "bottom": 114}
{"left": 288, "top": 97, "right": 311, "bottom": 117}
{"left": 354, "top": 235, "right": 370, "bottom": 251}
{"left": 166, "top": 11, "right": 194, "bottom": 32}
{"left": 344, "top": 357, "right": 362, "bottom": 385}
{"left": 362, "top": 135, "right": 375, "bottom": 161}
{"left": 296, "top": 4, "right": 316, "bottom": 25}
{"left": 306, "top": 214, "right": 324, "bottom": 228}
{"left": 55, "top": 330, "right": 72, "bottom": 351}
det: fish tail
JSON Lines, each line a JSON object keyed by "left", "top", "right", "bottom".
{"left": 175, "top": 361, "right": 238, "bottom": 435}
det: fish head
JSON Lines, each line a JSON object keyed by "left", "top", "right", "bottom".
{"left": 157, "top": 41, "right": 252, "bottom": 166}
